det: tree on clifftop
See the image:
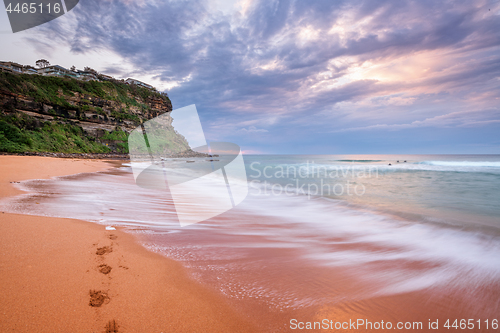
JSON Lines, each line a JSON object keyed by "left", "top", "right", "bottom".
{"left": 84, "top": 66, "right": 98, "bottom": 74}
{"left": 35, "top": 59, "right": 50, "bottom": 68}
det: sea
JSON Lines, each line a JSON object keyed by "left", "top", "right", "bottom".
{"left": 2, "top": 154, "right": 500, "bottom": 331}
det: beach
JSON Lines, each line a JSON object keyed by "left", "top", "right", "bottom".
{"left": 0, "top": 156, "right": 255, "bottom": 332}
{"left": 1, "top": 155, "right": 500, "bottom": 332}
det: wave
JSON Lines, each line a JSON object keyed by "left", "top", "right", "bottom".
{"left": 334, "top": 159, "right": 383, "bottom": 163}
{"left": 418, "top": 161, "right": 500, "bottom": 168}
{"left": 238, "top": 184, "right": 500, "bottom": 294}
{"left": 3, "top": 163, "right": 500, "bottom": 305}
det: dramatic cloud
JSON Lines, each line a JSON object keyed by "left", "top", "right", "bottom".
{"left": 26, "top": 0, "right": 500, "bottom": 153}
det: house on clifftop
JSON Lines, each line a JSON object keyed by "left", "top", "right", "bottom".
{"left": 0, "top": 61, "right": 24, "bottom": 74}
{"left": 126, "top": 78, "right": 154, "bottom": 90}
{"left": 23, "top": 66, "right": 38, "bottom": 74}
{"left": 76, "top": 70, "right": 98, "bottom": 81}
{"left": 38, "top": 65, "right": 78, "bottom": 79}
{"left": 0, "top": 60, "right": 157, "bottom": 92}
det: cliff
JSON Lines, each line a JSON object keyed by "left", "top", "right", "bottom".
{"left": 0, "top": 72, "right": 175, "bottom": 154}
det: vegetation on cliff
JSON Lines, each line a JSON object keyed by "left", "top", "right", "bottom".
{"left": 0, "top": 72, "right": 172, "bottom": 154}
{"left": 0, "top": 113, "right": 113, "bottom": 153}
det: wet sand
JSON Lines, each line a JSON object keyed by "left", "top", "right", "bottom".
{"left": 0, "top": 156, "right": 255, "bottom": 332}
{"left": 138, "top": 212, "right": 500, "bottom": 332}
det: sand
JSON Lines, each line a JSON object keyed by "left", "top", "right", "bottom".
{"left": 0, "top": 156, "right": 255, "bottom": 332}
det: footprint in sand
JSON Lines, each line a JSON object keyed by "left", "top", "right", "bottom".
{"left": 96, "top": 246, "right": 112, "bottom": 255}
{"left": 105, "top": 319, "right": 119, "bottom": 333}
{"left": 99, "top": 264, "right": 112, "bottom": 274}
{"left": 89, "top": 290, "right": 109, "bottom": 307}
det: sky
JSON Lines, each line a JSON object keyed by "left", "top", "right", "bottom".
{"left": 1, "top": 0, "right": 499, "bottom": 154}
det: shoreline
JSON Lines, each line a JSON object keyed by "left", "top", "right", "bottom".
{"left": 0, "top": 156, "right": 256, "bottom": 332}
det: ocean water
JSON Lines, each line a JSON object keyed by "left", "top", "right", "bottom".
{"left": 3, "top": 154, "right": 500, "bottom": 330}
{"left": 245, "top": 155, "right": 500, "bottom": 227}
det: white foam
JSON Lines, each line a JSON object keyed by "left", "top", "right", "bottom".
{"left": 3, "top": 162, "right": 500, "bottom": 300}
{"left": 420, "top": 161, "right": 500, "bottom": 168}
{"left": 235, "top": 187, "right": 500, "bottom": 294}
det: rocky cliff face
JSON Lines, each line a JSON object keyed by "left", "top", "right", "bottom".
{"left": 0, "top": 72, "right": 177, "bottom": 154}
{"left": 0, "top": 86, "right": 172, "bottom": 137}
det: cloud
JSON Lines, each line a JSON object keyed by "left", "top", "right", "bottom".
{"left": 332, "top": 108, "right": 500, "bottom": 132}
{"left": 25, "top": 0, "right": 500, "bottom": 153}
{"left": 239, "top": 126, "right": 269, "bottom": 133}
